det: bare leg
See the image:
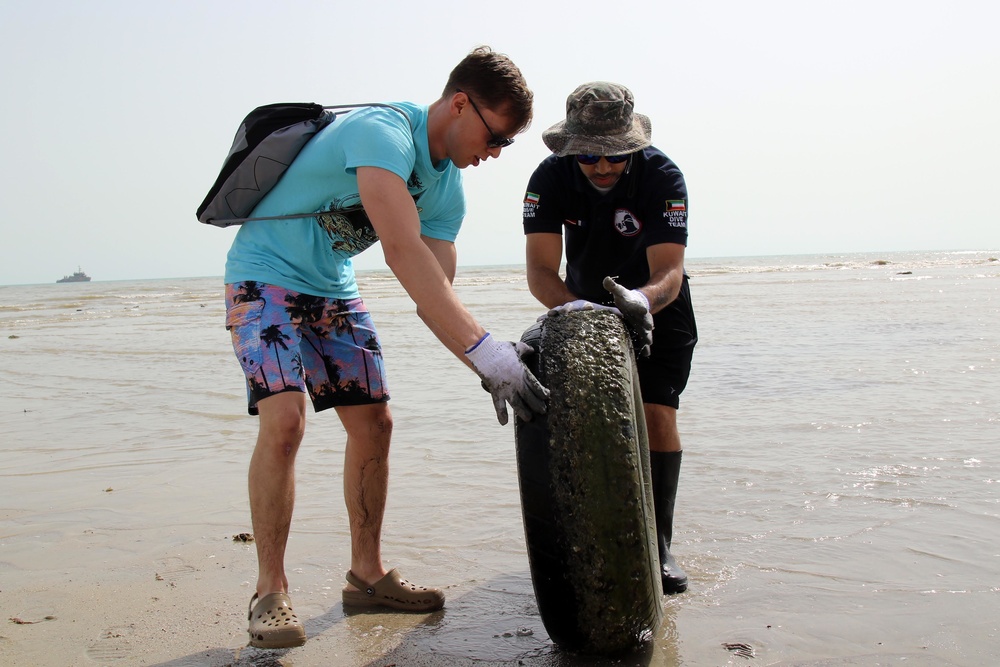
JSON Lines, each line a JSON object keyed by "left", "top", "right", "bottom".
{"left": 249, "top": 391, "right": 307, "bottom": 597}
{"left": 337, "top": 402, "right": 393, "bottom": 588}
{"left": 644, "top": 403, "right": 681, "bottom": 453}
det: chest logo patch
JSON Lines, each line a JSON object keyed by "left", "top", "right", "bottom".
{"left": 614, "top": 208, "right": 642, "bottom": 237}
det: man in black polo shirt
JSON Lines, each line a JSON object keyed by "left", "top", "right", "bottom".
{"left": 522, "top": 81, "right": 697, "bottom": 595}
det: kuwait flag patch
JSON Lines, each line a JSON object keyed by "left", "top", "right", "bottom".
{"left": 524, "top": 192, "right": 540, "bottom": 205}
{"left": 666, "top": 200, "right": 686, "bottom": 212}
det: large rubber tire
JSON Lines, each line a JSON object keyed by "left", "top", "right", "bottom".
{"left": 514, "top": 310, "right": 663, "bottom": 655}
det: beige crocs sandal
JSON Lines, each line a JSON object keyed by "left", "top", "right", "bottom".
{"left": 342, "top": 568, "right": 445, "bottom": 612}
{"left": 247, "top": 592, "right": 307, "bottom": 649}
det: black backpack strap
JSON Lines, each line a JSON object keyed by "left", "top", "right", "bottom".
{"left": 223, "top": 103, "right": 414, "bottom": 225}
{"left": 321, "top": 102, "right": 412, "bottom": 129}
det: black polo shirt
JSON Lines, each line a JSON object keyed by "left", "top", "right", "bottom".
{"left": 522, "top": 146, "right": 688, "bottom": 305}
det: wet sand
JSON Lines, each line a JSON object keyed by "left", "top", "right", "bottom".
{"left": 0, "top": 521, "right": 971, "bottom": 667}
{"left": 0, "top": 528, "right": 651, "bottom": 667}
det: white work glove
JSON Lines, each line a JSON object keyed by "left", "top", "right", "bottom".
{"left": 465, "top": 333, "right": 549, "bottom": 425}
{"left": 603, "top": 276, "right": 653, "bottom": 358}
{"left": 536, "top": 299, "right": 620, "bottom": 322}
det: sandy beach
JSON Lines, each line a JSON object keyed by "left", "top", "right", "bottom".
{"left": 1, "top": 524, "right": 971, "bottom": 667}
{"left": 1, "top": 528, "right": 667, "bottom": 667}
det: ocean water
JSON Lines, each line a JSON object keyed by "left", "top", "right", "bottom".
{"left": 1, "top": 249, "right": 998, "bottom": 666}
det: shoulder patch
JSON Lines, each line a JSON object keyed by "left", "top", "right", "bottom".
{"left": 664, "top": 200, "right": 687, "bottom": 228}
{"left": 523, "top": 192, "right": 540, "bottom": 219}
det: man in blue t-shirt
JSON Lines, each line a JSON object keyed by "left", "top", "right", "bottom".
{"left": 522, "top": 82, "right": 697, "bottom": 596}
{"left": 225, "top": 47, "right": 548, "bottom": 649}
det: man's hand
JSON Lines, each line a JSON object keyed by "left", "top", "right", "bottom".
{"left": 603, "top": 276, "right": 653, "bottom": 357}
{"left": 465, "top": 333, "right": 549, "bottom": 425}
{"left": 536, "top": 299, "right": 620, "bottom": 322}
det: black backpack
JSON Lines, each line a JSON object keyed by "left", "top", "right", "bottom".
{"left": 197, "top": 102, "right": 408, "bottom": 227}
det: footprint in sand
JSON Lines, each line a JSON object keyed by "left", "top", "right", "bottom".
{"left": 154, "top": 556, "right": 199, "bottom": 584}
{"left": 85, "top": 624, "right": 137, "bottom": 663}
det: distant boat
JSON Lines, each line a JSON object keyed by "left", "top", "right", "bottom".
{"left": 56, "top": 267, "right": 92, "bottom": 283}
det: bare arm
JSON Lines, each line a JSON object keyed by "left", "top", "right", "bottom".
{"left": 358, "top": 166, "right": 547, "bottom": 423}
{"left": 639, "top": 242, "right": 686, "bottom": 314}
{"left": 358, "top": 166, "right": 485, "bottom": 351}
{"left": 602, "top": 242, "right": 686, "bottom": 358}
{"left": 525, "top": 232, "right": 576, "bottom": 308}
{"left": 415, "top": 235, "right": 476, "bottom": 367}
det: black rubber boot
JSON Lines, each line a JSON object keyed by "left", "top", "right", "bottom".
{"left": 650, "top": 450, "right": 688, "bottom": 594}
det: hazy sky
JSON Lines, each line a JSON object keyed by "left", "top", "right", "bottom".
{"left": 2, "top": 0, "right": 997, "bottom": 285}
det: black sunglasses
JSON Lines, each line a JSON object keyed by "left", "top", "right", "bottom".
{"left": 576, "top": 154, "right": 630, "bottom": 165}
{"left": 457, "top": 89, "right": 515, "bottom": 149}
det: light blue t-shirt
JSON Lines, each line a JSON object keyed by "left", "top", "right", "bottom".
{"left": 224, "top": 102, "right": 465, "bottom": 299}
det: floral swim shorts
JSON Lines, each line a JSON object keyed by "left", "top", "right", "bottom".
{"left": 225, "top": 281, "right": 389, "bottom": 415}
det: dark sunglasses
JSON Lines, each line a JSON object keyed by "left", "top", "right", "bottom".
{"left": 576, "top": 154, "right": 630, "bottom": 165}
{"left": 457, "top": 89, "right": 515, "bottom": 149}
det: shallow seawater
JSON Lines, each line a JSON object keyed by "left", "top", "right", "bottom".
{"left": 1, "top": 250, "right": 998, "bottom": 665}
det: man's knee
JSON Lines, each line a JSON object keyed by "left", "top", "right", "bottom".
{"left": 257, "top": 392, "right": 308, "bottom": 455}
{"left": 339, "top": 403, "right": 393, "bottom": 455}
{"left": 363, "top": 405, "right": 393, "bottom": 452}
{"left": 644, "top": 403, "right": 681, "bottom": 453}
{"left": 372, "top": 408, "right": 392, "bottom": 439}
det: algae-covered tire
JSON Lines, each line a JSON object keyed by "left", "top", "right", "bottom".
{"left": 514, "top": 310, "right": 663, "bottom": 655}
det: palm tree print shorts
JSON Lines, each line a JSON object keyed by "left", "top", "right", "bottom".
{"left": 225, "top": 281, "right": 389, "bottom": 415}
